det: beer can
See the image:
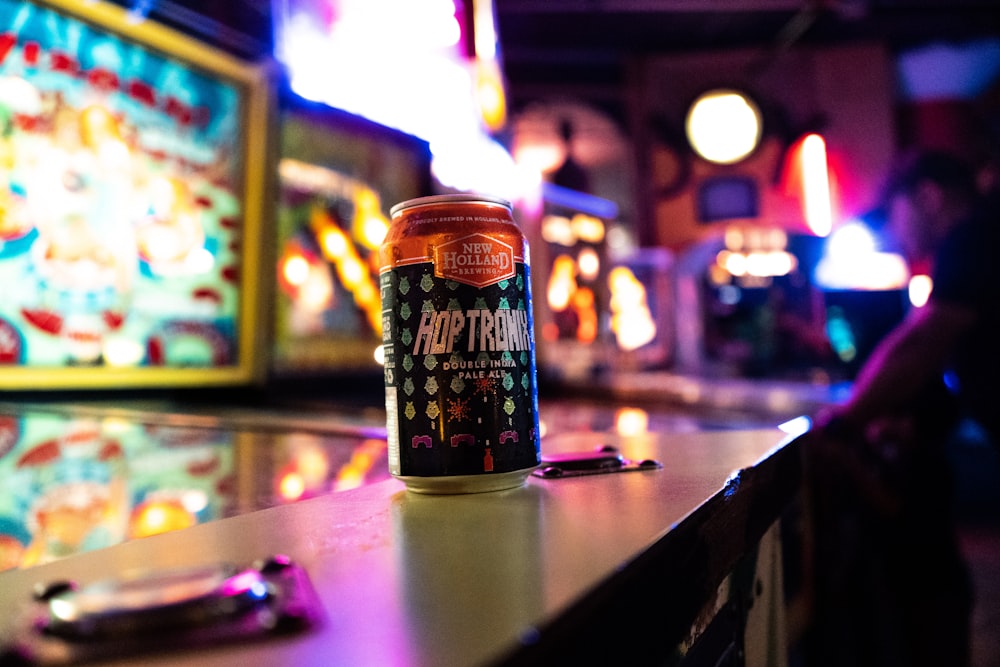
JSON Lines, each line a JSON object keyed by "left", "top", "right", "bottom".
{"left": 379, "top": 194, "right": 541, "bottom": 493}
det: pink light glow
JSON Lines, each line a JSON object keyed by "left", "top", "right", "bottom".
{"left": 801, "top": 134, "right": 833, "bottom": 237}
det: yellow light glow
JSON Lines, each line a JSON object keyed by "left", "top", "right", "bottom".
{"left": 338, "top": 257, "right": 366, "bottom": 289}
{"left": 547, "top": 280, "right": 573, "bottom": 312}
{"left": 296, "top": 446, "right": 330, "bottom": 486}
{"left": 547, "top": 254, "right": 577, "bottom": 311}
{"left": 724, "top": 226, "right": 745, "bottom": 251}
{"left": 608, "top": 266, "right": 656, "bottom": 351}
{"left": 572, "top": 287, "right": 598, "bottom": 343}
{"left": 374, "top": 345, "right": 385, "bottom": 365}
{"left": 577, "top": 247, "right": 600, "bottom": 281}
{"left": 319, "top": 227, "right": 350, "bottom": 260}
{"left": 571, "top": 214, "right": 606, "bottom": 243}
{"left": 686, "top": 90, "right": 762, "bottom": 165}
{"left": 130, "top": 500, "right": 196, "bottom": 539}
{"left": 541, "top": 215, "right": 574, "bottom": 246}
{"left": 475, "top": 58, "right": 507, "bottom": 131}
{"left": 282, "top": 254, "right": 311, "bottom": 286}
{"left": 333, "top": 439, "right": 386, "bottom": 492}
{"left": 909, "top": 274, "right": 933, "bottom": 308}
{"left": 354, "top": 280, "right": 379, "bottom": 308}
{"left": 615, "top": 407, "right": 649, "bottom": 436}
{"left": 300, "top": 270, "right": 334, "bottom": 311}
{"left": 707, "top": 263, "right": 731, "bottom": 286}
{"left": 361, "top": 215, "right": 389, "bottom": 249}
{"left": 514, "top": 144, "right": 566, "bottom": 175}
{"left": 353, "top": 188, "right": 391, "bottom": 250}
{"left": 278, "top": 471, "right": 306, "bottom": 501}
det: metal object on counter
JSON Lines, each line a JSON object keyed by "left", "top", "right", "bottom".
{"left": 532, "top": 445, "right": 662, "bottom": 479}
{"left": 0, "top": 555, "right": 321, "bottom": 665}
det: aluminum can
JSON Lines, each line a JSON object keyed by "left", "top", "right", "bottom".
{"left": 379, "top": 194, "right": 540, "bottom": 493}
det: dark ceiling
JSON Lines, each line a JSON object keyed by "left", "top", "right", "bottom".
{"left": 495, "top": 0, "right": 1000, "bottom": 93}
{"left": 108, "top": 0, "right": 1000, "bottom": 102}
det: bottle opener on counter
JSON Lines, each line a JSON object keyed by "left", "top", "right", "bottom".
{"left": 532, "top": 445, "right": 662, "bottom": 479}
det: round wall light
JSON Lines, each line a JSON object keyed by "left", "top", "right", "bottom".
{"left": 685, "top": 89, "right": 763, "bottom": 165}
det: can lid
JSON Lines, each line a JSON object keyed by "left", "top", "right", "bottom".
{"left": 390, "top": 193, "right": 512, "bottom": 218}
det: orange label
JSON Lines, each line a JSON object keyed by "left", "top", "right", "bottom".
{"left": 433, "top": 233, "right": 516, "bottom": 287}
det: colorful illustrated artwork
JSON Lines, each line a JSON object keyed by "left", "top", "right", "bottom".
{"left": 0, "top": 0, "right": 249, "bottom": 370}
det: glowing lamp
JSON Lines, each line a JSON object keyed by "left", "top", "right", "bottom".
{"left": 685, "top": 89, "right": 763, "bottom": 165}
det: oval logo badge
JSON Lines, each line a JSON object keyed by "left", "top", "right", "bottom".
{"left": 434, "top": 233, "right": 516, "bottom": 287}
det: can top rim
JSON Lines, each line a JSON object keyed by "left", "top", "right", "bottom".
{"left": 390, "top": 193, "right": 512, "bottom": 218}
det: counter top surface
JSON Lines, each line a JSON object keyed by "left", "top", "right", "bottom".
{"left": 0, "top": 427, "right": 795, "bottom": 667}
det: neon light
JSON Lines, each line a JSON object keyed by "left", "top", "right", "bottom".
{"left": 801, "top": 133, "right": 833, "bottom": 237}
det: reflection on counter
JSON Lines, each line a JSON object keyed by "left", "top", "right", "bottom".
{"left": 0, "top": 404, "right": 391, "bottom": 572}
{"left": 0, "top": 391, "right": 795, "bottom": 574}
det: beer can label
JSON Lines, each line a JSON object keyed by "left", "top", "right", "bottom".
{"left": 380, "top": 234, "right": 540, "bottom": 478}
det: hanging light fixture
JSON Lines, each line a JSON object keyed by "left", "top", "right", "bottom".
{"left": 685, "top": 89, "right": 763, "bottom": 165}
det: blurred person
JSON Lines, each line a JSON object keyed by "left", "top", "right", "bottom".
{"left": 803, "top": 149, "right": 996, "bottom": 667}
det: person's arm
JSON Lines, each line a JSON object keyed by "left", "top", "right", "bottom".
{"left": 837, "top": 298, "right": 976, "bottom": 427}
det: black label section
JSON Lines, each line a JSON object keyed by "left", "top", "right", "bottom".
{"left": 381, "top": 262, "right": 540, "bottom": 477}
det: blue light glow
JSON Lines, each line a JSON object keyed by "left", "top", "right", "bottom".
{"left": 814, "top": 220, "right": 909, "bottom": 290}
{"left": 897, "top": 38, "right": 1000, "bottom": 101}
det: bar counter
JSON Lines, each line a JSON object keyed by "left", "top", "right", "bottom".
{"left": 0, "top": 417, "right": 804, "bottom": 666}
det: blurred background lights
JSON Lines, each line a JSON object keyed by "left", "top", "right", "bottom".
{"left": 827, "top": 220, "right": 876, "bottom": 256}
{"left": 814, "top": 220, "right": 909, "bottom": 290}
{"left": 282, "top": 254, "right": 310, "bottom": 287}
{"left": 577, "top": 247, "right": 600, "bottom": 281}
{"left": 103, "top": 338, "right": 146, "bottom": 366}
{"left": 685, "top": 89, "right": 762, "bottom": 165}
{"left": 801, "top": 133, "right": 833, "bottom": 237}
{"left": 614, "top": 407, "right": 650, "bottom": 436}
{"left": 278, "top": 0, "right": 519, "bottom": 197}
{"left": 908, "top": 274, "right": 933, "bottom": 308}
{"left": 608, "top": 266, "right": 657, "bottom": 351}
